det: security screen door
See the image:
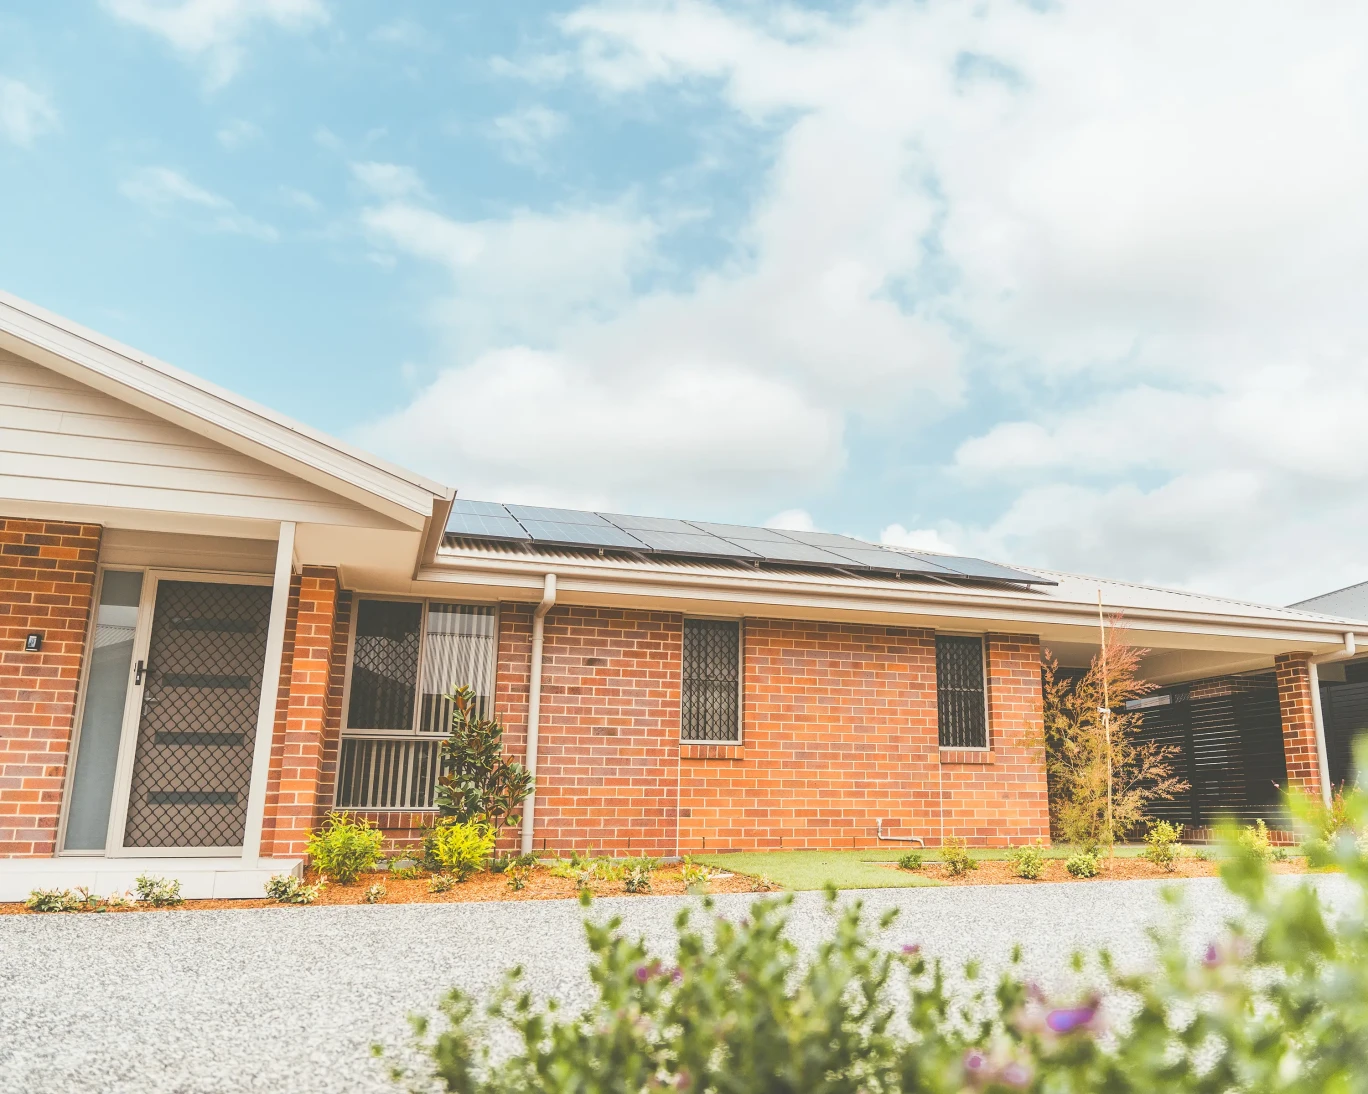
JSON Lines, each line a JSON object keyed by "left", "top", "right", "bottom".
{"left": 113, "top": 576, "right": 272, "bottom": 852}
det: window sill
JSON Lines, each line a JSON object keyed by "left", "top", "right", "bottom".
{"left": 940, "top": 747, "right": 993, "bottom": 765}
{"left": 680, "top": 742, "right": 744, "bottom": 761}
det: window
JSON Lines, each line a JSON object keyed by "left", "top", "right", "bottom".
{"left": 338, "top": 598, "right": 497, "bottom": 810}
{"left": 682, "top": 618, "right": 741, "bottom": 742}
{"left": 936, "top": 635, "right": 987, "bottom": 748}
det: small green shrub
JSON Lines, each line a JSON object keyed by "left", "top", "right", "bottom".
{"left": 1065, "top": 851, "right": 1100, "bottom": 878}
{"left": 749, "top": 874, "right": 778, "bottom": 892}
{"left": 898, "top": 851, "right": 924, "bottom": 871}
{"left": 1009, "top": 842, "right": 1045, "bottom": 880}
{"left": 265, "top": 874, "right": 322, "bottom": 904}
{"left": 680, "top": 858, "right": 712, "bottom": 890}
{"left": 1191, "top": 846, "right": 1211, "bottom": 862}
{"left": 1142, "top": 819, "right": 1181, "bottom": 871}
{"left": 135, "top": 874, "right": 183, "bottom": 907}
{"left": 623, "top": 855, "right": 661, "bottom": 873}
{"left": 429, "top": 873, "right": 456, "bottom": 893}
{"left": 307, "top": 812, "right": 384, "bottom": 884}
{"left": 25, "top": 888, "right": 78, "bottom": 912}
{"left": 430, "top": 821, "right": 495, "bottom": 880}
{"left": 363, "top": 883, "right": 386, "bottom": 904}
{"left": 506, "top": 863, "right": 533, "bottom": 892}
{"left": 623, "top": 864, "right": 652, "bottom": 893}
{"left": 1236, "top": 818, "right": 1274, "bottom": 863}
{"left": 388, "top": 862, "right": 422, "bottom": 881}
{"left": 940, "top": 837, "right": 977, "bottom": 877}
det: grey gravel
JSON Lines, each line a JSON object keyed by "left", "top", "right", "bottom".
{"left": 0, "top": 875, "right": 1354, "bottom": 1094}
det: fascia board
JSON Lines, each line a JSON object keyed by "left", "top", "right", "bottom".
{"left": 0, "top": 291, "right": 451, "bottom": 526}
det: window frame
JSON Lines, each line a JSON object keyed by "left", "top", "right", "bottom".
{"left": 679, "top": 615, "right": 745, "bottom": 745}
{"left": 340, "top": 594, "right": 501, "bottom": 739}
{"left": 934, "top": 632, "right": 991, "bottom": 750}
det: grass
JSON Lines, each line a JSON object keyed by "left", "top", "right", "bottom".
{"left": 693, "top": 844, "right": 1167, "bottom": 892}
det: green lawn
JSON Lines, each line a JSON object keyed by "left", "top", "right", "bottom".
{"left": 694, "top": 844, "right": 1158, "bottom": 892}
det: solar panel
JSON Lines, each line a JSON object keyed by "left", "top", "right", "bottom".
{"left": 776, "top": 529, "right": 878, "bottom": 549}
{"left": 601, "top": 513, "right": 701, "bottom": 534}
{"left": 518, "top": 520, "right": 647, "bottom": 550}
{"left": 686, "top": 522, "right": 795, "bottom": 542}
{"left": 722, "top": 538, "right": 853, "bottom": 565}
{"left": 627, "top": 529, "right": 760, "bottom": 557}
{"left": 922, "top": 555, "right": 1043, "bottom": 583}
{"left": 506, "top": 504, "right": 610, "bottom": 526}
{"left": 446, "top": 500, "right": 529, "bottom": 540}
{"left": 822, "top": 545, "right": 961, "bottom": 574}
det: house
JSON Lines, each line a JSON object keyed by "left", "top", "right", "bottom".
{"left": 1, "top": 289, "right": 1361, "bottom": 900}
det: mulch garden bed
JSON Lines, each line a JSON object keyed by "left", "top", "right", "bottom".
{"left": 885, "top": 856, "right": 1311, "bottom": 886}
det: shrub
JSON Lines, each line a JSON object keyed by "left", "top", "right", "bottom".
{"left": 25, "top": 888, "right": 77, "bottom": 913}
{"left": 940, "top": 837, "right": 977, "bottom": 877}
{"left": 363, "top": 883, "right": 386, "bottom": 904}
{"left": 430, "top": 820, "right": 495, "bottom": 881}
{"left": 1065, "top": 850, "right": 1100, "bottom": 878}
{"left": 1009, "top": 842, "right": 1045, "bottom": 880}
{"left": 135, "top": 874, "right": 183, "bottom": 907}
{"left": 1236, "top": 818, "right": 1275, "bottom": 863}
{"left": 1142, "top": 819, "right": 1181, "bottom": 871}
{"left": 378, "top": 780, "right": 1368, "bottom": 1094}
{"left": 897, "top": 851, "right": 923, "bottom": 871}
{"left": 506, "top": 863, "right": 533, "bottom": 892}
{"left": 389, "top": 862, "right": 422, "bottom": 881}
{"left": 1191, "top": 847, "right": 1211, "bottom": 862}
{"left": 680, "top": 858, "right": 712, "bottom": 890}
{"left": 266, "top": 874, "right": 322, "bottom": 904}
{"left": 623, "top": 865, "right": 652, "bottom": 894}
{"left": 307, "top": 812, "right": 384, "bottom": 884}
{"left": 748, "top": 874, "right": 777, "bottom": 892}
{"left": 429, "top": 874, "right": 456, "bottom": 894}
{"left": 435, "top": 686, "right": 533, "bottom": 837}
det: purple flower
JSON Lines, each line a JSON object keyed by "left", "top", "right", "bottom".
{"left": 963, "top": 1050, "right": 989, "bottom": 1074}
{"left": 1203, "top": 942, "right": 1220, "bottom": 968}
{"left": 636, "top": 961, "right": 662, "bottom": 983}
{"left": 670, "top": 965, "right": 683, "bottom": 983}
{"left": 901, "top": 943, "right": 921, "bottom": 955}
{"left": 1000, "top": 1061, "right": 1032, "bottom": 1088}
{"left": 1046, "top": 1005, "right": 1099, "bottom": 1034}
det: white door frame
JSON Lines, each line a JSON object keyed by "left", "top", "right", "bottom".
{"left": 104, "top": 568, "right": 274, "bottom": 859}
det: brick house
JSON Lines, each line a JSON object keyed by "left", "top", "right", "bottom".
{"left": 0, "top": 289, "right": 1360, "bottom": 899}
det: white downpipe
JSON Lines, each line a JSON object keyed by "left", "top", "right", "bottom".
{"left": 1308, "top": 632, "right": 1357, "bottom": 807}
{"left": 520, "top": 574, "right": 557, "bottom": 856}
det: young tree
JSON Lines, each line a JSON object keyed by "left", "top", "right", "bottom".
{"left": 1043, "top": 618, "right": 1187, "bottom": 848}
{"left": 434, "top": 686, "right": 533, "bottom": 836}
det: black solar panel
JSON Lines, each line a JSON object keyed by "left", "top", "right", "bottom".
{"left": 443, "top": 499, "right": 1055, "bottom": 585}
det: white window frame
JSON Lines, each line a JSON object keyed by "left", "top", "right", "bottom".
{"left": 934, "top": 631, "right": 992, "bottom": 751}
{"left": 680, "top": 615, "right": 745, "bottom": 745}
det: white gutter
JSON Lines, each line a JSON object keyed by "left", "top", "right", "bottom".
{"left": 519, "top": 574, "right": 558, "bottom": 856}
{"left": 1308, "top": 632, "right": 1357, "bottom": 806}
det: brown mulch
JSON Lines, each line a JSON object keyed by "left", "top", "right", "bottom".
{"left": 887, "top": 856, "right": 1311, "bottom": 886}
{"left": 0, "top": 865, "right": 759, "bottom": 915}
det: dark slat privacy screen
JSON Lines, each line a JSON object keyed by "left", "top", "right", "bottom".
{"left": 937, "top": 635, "right": 987, "bottom": 748}
{"left": 682, "top": 619, "right": 741, "bottom": 742}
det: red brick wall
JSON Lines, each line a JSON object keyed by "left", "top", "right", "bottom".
{"left": 260, "top": 567, "right": 340, "bottom": 858}
{"left": 1275, "top": 652, "right": 1322, "bottom": 799}
{"left": 0, "top": 518, "right": 100, "bottom": 856}
{"left": 530, "top": 605, "right": 681, "bottom": 856}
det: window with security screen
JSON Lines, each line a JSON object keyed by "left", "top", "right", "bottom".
{"left": 681, "top": 618, "right": 741, "bottom": 742}
{"left": 936, "top": 635, "right": 987, "bottom": 748}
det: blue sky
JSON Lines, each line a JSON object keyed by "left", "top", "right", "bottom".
{"left": 3, "top": 1, "right": 1368, "bottom": 605}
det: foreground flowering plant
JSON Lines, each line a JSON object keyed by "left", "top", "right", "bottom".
{"left": 382, "top": 772, "right": 1368, "bottom": 1093}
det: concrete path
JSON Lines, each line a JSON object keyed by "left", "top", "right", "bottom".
{"left": 0, "top": 875, "right": 1354, "bottom": 1094}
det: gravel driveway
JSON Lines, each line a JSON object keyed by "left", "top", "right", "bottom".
{"left": 0, "top": 874, "right": 1353, "bottom": 1094}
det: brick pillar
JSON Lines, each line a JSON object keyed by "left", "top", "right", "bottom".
{"left": 1275, "top": 652, "right": 1323, "bottom": 800}
{"left": 261, "top": 566, "right": 340, "bottom": 858}
{"left": 0, "top": 518, "right": 101, "bottom": 857}
{"left": 985, "top": 634, "right": 1051, "bottom": 845}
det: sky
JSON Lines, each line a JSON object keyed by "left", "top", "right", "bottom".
{"left": 2, "top": 1, "right": 1367, "bottom": 607}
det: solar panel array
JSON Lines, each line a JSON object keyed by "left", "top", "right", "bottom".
{"left": 445, "top": 500, "right": 1056, "bottom": 586}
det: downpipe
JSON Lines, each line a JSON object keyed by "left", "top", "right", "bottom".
{"left": 1308, "top": 632, "right": 1357, "bottom": 807}
{"left": 519, "top": 574, "right": 557, "bottom": 855}
{"left": 876, "top": 818, "right": 925, "bottom": 846}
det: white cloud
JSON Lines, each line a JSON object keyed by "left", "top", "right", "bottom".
{"left": 371, "top": 19, "right": 428, "bottom": 49}
{"left": 216, "top": 118, "right": 261, "bottom": 149}
{"left": 489, "top": 105, "right": 567, "bottom": 167}
{"left": 0, "top": 78, "right": 58, "bottom": 146}
{"left": 278, "top": 185, "right": 320, "bottom": 212}
{"left": 102, "top": 0, "right": 327, "bottom": 88}
{"left": 766, "top": 508, "right": 815, "bottom": 532}
{"left": 120, "top": 166, "right": 278, "bottom": 240}
{"left": 881, "top": 524, "right": 958, "bottom": 556}
{"left": 349, "top": 161, "right": 430, "bottom": 201}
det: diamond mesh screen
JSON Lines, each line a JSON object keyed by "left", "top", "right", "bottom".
{"left": 682, "top": 619, "right": 740, "bottom": 742}
{"left": 347, "top": 600, "right": 422, "bottom": 730}
{"left": 123, "top": 581, "right": 272, "bottom": 848}
{"left": 936, "top": 635, "right": 987, "bottom": 748}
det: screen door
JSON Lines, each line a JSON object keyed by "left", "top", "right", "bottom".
{"left": 119, "top": 578, "right": 272, "bottom": 850}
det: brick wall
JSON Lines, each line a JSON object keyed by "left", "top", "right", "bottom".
{"left": 0, "top": 518, "right": 101, "bottom": 856}
{"left": 1275, "top": 652, "right": 1322, "bottom": 799}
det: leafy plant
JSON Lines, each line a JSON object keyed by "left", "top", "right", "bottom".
{"left": 1236, "top": 818, "right": 1275, "bottom": 863}
{"left": 506, "top": 863, "right": 533, "bottom": 892}
{"left": 429, "top": 873, "right": 456, "bottom": 894}
{"left": 490, "top": 852, "right": 538, "bottom": 875}
{"left": 1191, "top": 847, "right": 1211, "bottom": 862}
{"left": 623, "top": 864, "right": 652, "bottom": 893}
{"left": 940, "top": 837, "right": 977, "bottom": 877}
{"left": 435, "top": 685, "right": 534, "bottom": 838}
{"left": 1142, "top": 819, "right": 1181, "bottom": 871}
{"left": 265, "top": 874, "right": 323, "bottom": 904}
{"left": 363, "top": 883, "right": 386, "bottom": 904}
{"left": 307, "top": 812, "right": 384, "bottom": 884}
{"left": 897, "top": 851, "right": 923, "bottom": 871}
{"left": 748, "top": 874, "right": 777, "bottom": 892}
{"left": 1009, "top": 842, "right": 1045, "bottom": 880}
{"left": 1065, "top": 850, "right": 1100, "bottom": 878}
{"left": 135, "top": 873, "right": 183, "bottom": 907}
{"left": 25, "top": 888, "right": 78, "bottom": 913}
{"left": 680, "top": 858, "right": 712, "bottom": 890}
{"left": 430, "top": 820, "right": 495, "bottom": 881}
{"left": 376, "top": 773, "right": 1368, "bottom": 1094}
{"left": 389, "top": 863, "right": 422, "bottom": 881}
{"left": 1043, "top": 620, "right": 1188, "bottom": 848}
